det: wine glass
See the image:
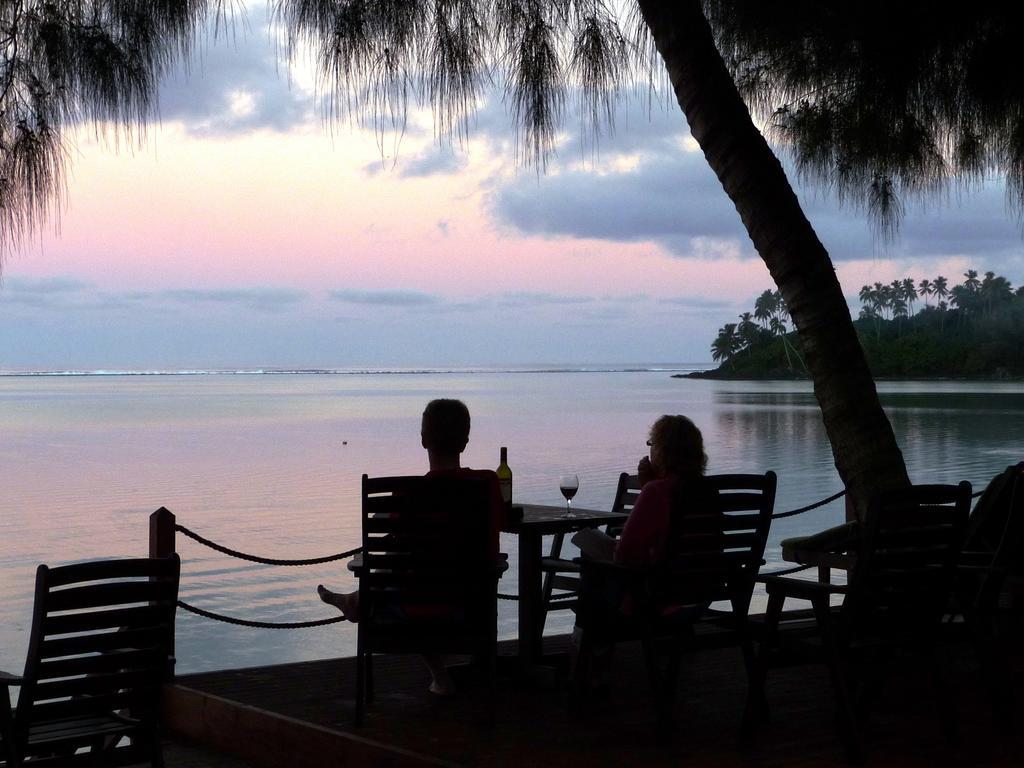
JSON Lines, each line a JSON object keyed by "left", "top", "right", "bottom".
{"left": 558, "top": 474, "right": 579, "bottom": 518}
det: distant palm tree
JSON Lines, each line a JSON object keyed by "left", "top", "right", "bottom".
{"left": 711, "top": 324, "right": 742, "bottom": 369}
{"left": 753, "top": 290, "right": 775, "bottom": 329}
{"left": 774, "top": 291, "right": 791, "bottom": 326}
{"left": 918, "top": 278, "right": 934, "bottom": 306}
{"left": 933, "top": 276, "right": 950, "bottom": 329}
{"left": 950, "top": 283, "right": 979, "bottom": 323}
{"left": 880, "top": 283, "right": 897, "bottom": 319}
{"left": 768, "top": 317, "right": 794, "bottom": 370}
{"left": 859, "top": 284, "right": 875, "bottom": 306}
{"left": 737, "top": 312, "right": 759, "bottom": 351}
{"left": 963, "top": 269, "right": 981, "bottom": 292}
{"left": 980, "top": 270, "right": 1014, "bottom": 316}
{"left": 891, "top": 296, "right": 908, "bottom": 334}
{"left": 901, "top": 277, "right": 917, "bottom": 316}
{"left": 871, "top": 282, "right": 886, "bottom": 318}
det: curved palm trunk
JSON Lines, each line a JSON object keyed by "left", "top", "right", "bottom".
{"left": 637, "top": 0, "right": 910, "bottom": 517}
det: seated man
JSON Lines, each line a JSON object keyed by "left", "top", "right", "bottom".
{"left": 318, "top": 398, "right": 504, "bottom": 695}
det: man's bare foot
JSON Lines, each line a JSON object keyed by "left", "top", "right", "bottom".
{"left": 428, "top": 678, "right": 456, "bottom": 697}
{"left": 424, "top": 654, "right": 456, "bottom": 696}
{"left": 317, "top": 584, "right": 359, "bottom": 622}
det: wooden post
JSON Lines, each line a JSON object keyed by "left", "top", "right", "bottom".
{"left": 149, "top": 507, "right": 177, "bottom": 679}
{"left": 150, "top": 507, "right": 176, "bottom": 559}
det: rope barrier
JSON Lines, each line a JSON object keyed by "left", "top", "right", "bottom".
{"left": 171, "top": 481, "right": 988, "bottom": 628}
{"left": 770, "top": 484, "right": 985, "bottom": 519}
{"left": 178, "top": 600, "right": 346, "bottom": 629}
{"left": 175, "top": 524, "right": 362, "bottom": 566}
{"left": 772, "top": 489, "right": 846, "bottom": 519}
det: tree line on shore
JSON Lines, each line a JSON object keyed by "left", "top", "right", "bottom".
{"left": 709, "top": 271, "right": 1024, "bottom": 378}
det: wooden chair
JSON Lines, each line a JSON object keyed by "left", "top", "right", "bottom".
{"left": 539, "top": 472, "right": 642, "bottom": 632}
{"left": 950, "top": 463, "right": 1024, "bottom": 722}
{"left": 355, "top": 473, "right": 500, "bottom": 725}
{"left": 572, "top": 471, "right": 776, "bottom": 733}
{"left": 0, "top": 555, "right": 180, "bottom": 767}
{"left": 755, "top": 482, "right": 971, "bottom": 758}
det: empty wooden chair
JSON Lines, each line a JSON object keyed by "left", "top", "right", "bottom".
{"left": 355, "top": 473, "right": 501, "bottom": 724}
{"left": 755, "top": 483, "right": 971, "bottom": 758}
{"left": 572, "top": 471, "right": 776, "bottom": 733}
{"left": 539, "top": 472, "right": 642, "bottom": 631}
{"left": 0, "top": 555, "right": 180, "bottom": 767}
{"left": 951, "top": 463, "right": 1024, "bottom": 722}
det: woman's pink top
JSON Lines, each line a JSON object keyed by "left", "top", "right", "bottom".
{"left": 614, "top": 477, "right": 677, "bottom": 568}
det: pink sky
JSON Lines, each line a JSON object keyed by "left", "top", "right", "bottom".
{"left": 2, "top": 14, "right": 1022, "bottom": 369}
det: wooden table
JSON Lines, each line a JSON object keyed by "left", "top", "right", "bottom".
{"left": 502, "top": 504, "right": 629, "bottom": 669}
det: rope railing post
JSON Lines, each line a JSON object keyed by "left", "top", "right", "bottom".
{"left": 150, "top": 507, "right": 176, "bottom": 559}
{"left": 149, "top": 506, "right": 177, "bottom": 678}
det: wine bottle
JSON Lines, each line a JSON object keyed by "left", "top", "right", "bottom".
{"left": 496, "top": 446, "right": 513, "bottom": 507}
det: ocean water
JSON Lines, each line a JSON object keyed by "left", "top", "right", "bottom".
{"left": 1, "top": 367, "right": 1021, "bottom": 674}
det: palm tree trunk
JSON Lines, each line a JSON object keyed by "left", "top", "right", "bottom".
{"left": 636, "top": 0, "right": 910, "bottom": 516}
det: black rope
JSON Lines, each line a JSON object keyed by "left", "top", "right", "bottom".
{"left": 772, "top": 489, "right": 846, "bottom": 519}
{"left": 770, "top": 484, "right": 986, "bottom": 521}
{"left": 178, "top": 600, "right": 346, "bottom": 629}
{"left": 175, "top": 524, "right": 362, "bottom": 566}
{"left": 497, "top": 593, "right": 519, "bottom": 601}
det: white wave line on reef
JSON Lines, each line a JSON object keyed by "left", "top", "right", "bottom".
{"left": 0, "top": 364, "right": 713, "bottom": 377}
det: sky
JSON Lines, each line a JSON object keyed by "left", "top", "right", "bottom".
{"left": 3, "top": 4, "right": 1024, "bottom": 370}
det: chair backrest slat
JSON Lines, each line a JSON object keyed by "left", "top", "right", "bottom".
{"left": 28, "top": 691, "right": 153, "bottom": 724}
{"left": 33, "top": 670, "right": 159, "bottom": 704}
{"left": 38, "top": 648, "right": 167, "bottom": 679}
{"left": 41, "top": 604, "right": 168, "bottom": 637}
{"left": 45, "top": 581, "right": 178, "bottom": 612}
{"left": 41, "top": 627, "right": 168, "bottom": 661}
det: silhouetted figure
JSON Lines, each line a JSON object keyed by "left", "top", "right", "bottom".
{"left": 574, "top": 414, "right": 709, "bottom": 570}
{"left": 319, "top": 398, "right": 503, "bottom": 695}
{"left": 571, "top": 415, "right": 714, "bottom": 686}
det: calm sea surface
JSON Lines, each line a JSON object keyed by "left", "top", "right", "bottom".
{"left": 1, "top": 368, "right": 1021, "bottom": 673}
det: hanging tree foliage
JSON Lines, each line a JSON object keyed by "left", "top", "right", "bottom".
{"left": 0, "top": 0, "right": 229, "bottom": 259}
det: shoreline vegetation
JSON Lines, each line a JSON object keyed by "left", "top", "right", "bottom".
{"left": 683, "top": 271, "right": 1024, "bottom": 381}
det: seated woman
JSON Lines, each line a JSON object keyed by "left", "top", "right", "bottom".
{"left": 573, "top": 413, "right": 710, "bottom": 574}
{"left": 570, "top": 415, "right": 713, "bottom": 686}
{"left": 318, "top": 398, "right": 504, "bottom": 696}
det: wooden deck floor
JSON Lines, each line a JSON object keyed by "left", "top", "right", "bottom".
{"left": 162, "top": 738, "right": 256, "bottom": 767}
{"left": 174, "top": 632, "right": 1024, "bottom": 767}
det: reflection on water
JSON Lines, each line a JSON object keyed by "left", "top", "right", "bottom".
{"left": 0, "top": 374, "right": 1020, "bottom": 673}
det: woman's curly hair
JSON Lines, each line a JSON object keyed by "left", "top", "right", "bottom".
{"left": 649, "top": 415, "right": 707, "bottom": 478}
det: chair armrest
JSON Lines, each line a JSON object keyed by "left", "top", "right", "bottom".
{"left": 0, "top": 670, "right": 23, "bottom": 687}
{"left": 757, "top": 564, "right": 813, "bottom": 581}
{"left": 780, "top": 521, "right": 859, "bottom": 565}
{"left": 761, "top": 574, "right": 848, "bottom": 600}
